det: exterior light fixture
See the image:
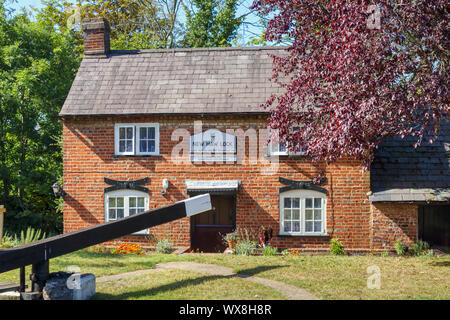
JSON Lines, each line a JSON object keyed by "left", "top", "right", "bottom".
{"left": 52, "top": 183, "right": 66, "bottom": 199}
{"left": 161, "top": 179, "right": 169, "bottom": 195}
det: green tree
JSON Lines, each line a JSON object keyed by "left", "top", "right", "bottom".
{"left": 182, "top": 0, "right": 244, "bottom": 47}
{"left": 80, "top": 0, "right": 181, "bottom": 49}
{"left": 0, "top": 0, "right": 80, "bottom": 235}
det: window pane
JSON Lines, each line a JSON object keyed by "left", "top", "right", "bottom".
{"left": 292, "top": 198, "right": 300, "bottom": 208}
{"left": 119, "top": 128, "right": 125, "bottom": 139}
{"left": 129, "top": 197, "right": 136, "bottom": 207}
{"left": 109, "top": 198, "right": 116, "bottom": 207}
{"left": 117, "top": 197, "right": 124, "bottom": 207}
{"left": 140, "top": 127, "right": 147, "bottom": 139}
{"left": 314, "top": 210, "right": 322, "bottom": 220}
{"left": 126, "top": 140, "right": 133, "bottom": 152}
{"left": 305, "top": 209, "right": 313, "bottom": 220}
{"left": 314, "top": 198, "right": 322, "bottom": 208}
{"left": 137, "top": 207, "right": 145, "bottom": 213}
{"left": 293, "top": 221, "right": 300, "bottom": 232}
{"left": 148, "top": 140, "right": 155, "bottom": 153}
{"left": 292, "top": 209, "right": 300, "bottom": 220}
{"left": 284, "top": 222, "right": 291, "bottom": 232}
{"left": 284, "top": 209, "right": 291, "bottom": 220}
{"left": 148, "top": 127, "right": 155, "bottom": 139}
{"left": 109, "top": 209, "right": 116, "bottom": 220}
{"left": 314, "top": 222, "right": 322, "bottom": 232}
{"left": 284, "top": 198, "right": 291, "bottom": 208}
{"left": 305, "top": 198, "right": 312, "bottom": 208}
{"left": 117, "top": 209, "right": 124, "bottom": 219}
{"left": 126, "top": 127, "right": 133, "bottom": 139}
{"left": 119, "top": 140, "right": 125, "bottom": 152}
{"left": 138, "top": 197, "right": 145, "bottom": 207}
{"left": 279, "top": 144, "right": 286, "bottom": 152}
{"left": 305, "top": 221, "right": 313, "bottom": 232}
{"left": 140, "top": 140, "right": 147, "bottom": 153}
{"left": 129, "top": 208, "right": 136, "bottom": 216}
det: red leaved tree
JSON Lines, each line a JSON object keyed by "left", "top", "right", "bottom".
{"left": 252, "top": 0, "right": 449, "bottom": 171}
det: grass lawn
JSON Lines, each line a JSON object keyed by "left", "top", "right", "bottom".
{"left": 1, "top": 250, "right": 449, "bottom": 300}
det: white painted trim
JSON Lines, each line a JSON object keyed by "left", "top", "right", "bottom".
{"left": 184, "top": 194, "right": 212, "bottom": 217}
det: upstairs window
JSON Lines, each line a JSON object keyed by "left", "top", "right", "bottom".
{"left": 268, "top": 127, "right": 306, "bottom": 157}
{"left": 114, "top": 123, "right": 159, "bottom": 156}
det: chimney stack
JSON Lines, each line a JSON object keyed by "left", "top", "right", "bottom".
{"left": 82, "top": 18, "right": 110, "bottom": 57}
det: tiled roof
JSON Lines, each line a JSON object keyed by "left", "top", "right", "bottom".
{"left": 59, "top": 47, "right": 283, "bottom": 116}
{"left": 369, "top": 118, "right": 450, "bottom": 202}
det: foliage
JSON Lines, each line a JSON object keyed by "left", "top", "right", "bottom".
{"left": 112, "top": 243, "right": 144, "bottom": 255}
{"left": 395, "top": 240, "right": 408, "bottom": 256}
{"left": 330, "top": 238, "right": 345, "bottom": 256}
{"left": 222, "top": 231, "right": 238, "bottom": 241}
{"left": 155, "top": 238, "right": 174, "bottom": 254}
{"left": 234, "top": 239, "right": 257, "bottom": 256}
{"left": 80, "top": 0, "right": 181, "bottom": 49}
{"left": 411, "top": 240, "right": 435, "bottom": 257}
{"left": 0, "top": 227, "right": 46, "bottom": 247}
{"left": 235, "top": 227, "right": 259, "bottom": 242}
{"left": 262, "top": 245, "right": 277, "bottom": 256}
{"left": 381, "top": 251, "right": 389, "bottom": 257}
{"left": 0, "top": 0, "right": 80, "bottom": 235}
{"left": 251, "top": 0, "right": 449, "bottom": 172}
{"left": 182, "top": 0, "right": 244, "bottom": 47}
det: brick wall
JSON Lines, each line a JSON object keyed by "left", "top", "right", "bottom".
{"left": 62, "top": 115, "right": 417, "bottom": 251}
{"left": 370, "top": 203, "right": 418, "bottom": 250}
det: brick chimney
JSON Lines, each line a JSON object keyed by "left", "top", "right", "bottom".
{"left": 82, "top": 18, "right": 110, "bottom": 57}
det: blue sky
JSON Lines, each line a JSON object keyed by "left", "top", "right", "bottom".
{"left": 7, "top": 0, "right": 266, "bottom": 46}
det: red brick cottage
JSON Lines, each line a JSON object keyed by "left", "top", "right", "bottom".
{"left": 59, "top": 18, "right": 449, "bottom": 253}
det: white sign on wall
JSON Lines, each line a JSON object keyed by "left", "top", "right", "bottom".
{"left": 190, "top": 129, "right": 236, "bottom": 162}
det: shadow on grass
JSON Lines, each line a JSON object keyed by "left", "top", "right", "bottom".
{"left": 233, "top": 265, "right": 284, "bottom": 277}
{"left": 93, "top": 265, "right": 284, "bottom": 300}
{"left": 428, "top": 260, "right": 450, "bottom": 267}
{"left": 93, "top": 274, "right": 231, "bottom": 300}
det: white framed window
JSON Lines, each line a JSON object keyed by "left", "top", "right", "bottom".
{"left": 279, "top": 190, "right": 327, "bottom": 236}
{"left": 114, "top": 123, "right": 160, "bottom": 156}
{"left": 268, "top": 127, "right": 306, "bottom": 156}
{"left": 104, "top": 189, "right": 150, "bottom": 235}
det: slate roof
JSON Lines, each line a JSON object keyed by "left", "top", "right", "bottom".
{"left": 59, "top": 47, "right": 283, "bottom": 116}
{"left": 370, "top": 118, "right": 450, "bottom": 202}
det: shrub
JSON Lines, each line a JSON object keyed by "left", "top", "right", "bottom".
{"left": 235, "top": 240, "right": 257, "bottom": 256}
{"left": 1, "top": 232, "right": 20, "bottom": 248}
{"left": 330, "top": 238, "right": 345, "bottom": 255}
{"left": 1, "top": 227, "right": 46, "bottom": 248}
{"left": 155, "top": 239, "right": 174, "bottom": 254}
{"left": 381, "top": 251, "right": 389, "bottom": 257}
{"left": 411, "top": 240, "right": 431, "bottom": 256}
{"left": 395, "top": 241, "right": 408, "bottom": 256}
{"left": 262, "top": 246, "right": 278, "bottom": 256}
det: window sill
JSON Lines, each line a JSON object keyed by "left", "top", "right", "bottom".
{"left": 113, "top": 154, "right": 163, "bottom": 158}
{"left": 277, "top": 234, "right": 330, "bottom": 239}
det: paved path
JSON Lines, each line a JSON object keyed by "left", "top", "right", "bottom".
{"left": 97, "top": 261, "right": 318, "bottom": 300}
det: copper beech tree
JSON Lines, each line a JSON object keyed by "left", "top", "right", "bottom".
{"left": 251, "top": 0, "right": 449, "bottom": 174}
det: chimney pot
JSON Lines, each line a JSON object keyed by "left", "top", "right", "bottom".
{"left": 82, "top": 18, "right": 110, "bottom": 57}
